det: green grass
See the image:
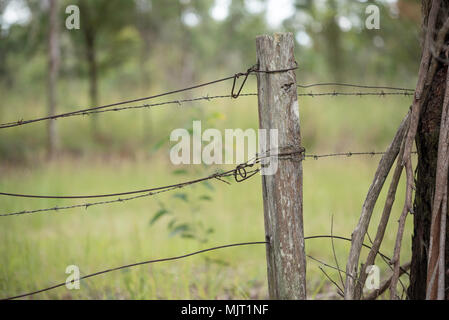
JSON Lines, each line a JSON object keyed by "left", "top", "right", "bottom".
{"left": 0, "top": 79, "right": 416, "bottom": 299}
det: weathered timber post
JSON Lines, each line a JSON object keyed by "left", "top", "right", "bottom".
{"left": 256, "top": 33, "right": 306, "bottom": 299}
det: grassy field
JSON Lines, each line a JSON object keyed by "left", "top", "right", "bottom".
{"left": 0, "top": 80, "right": 416, "bottom": 299}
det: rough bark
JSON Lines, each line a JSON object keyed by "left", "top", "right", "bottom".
{"left": 408, "top": 60, "right": 449, "bottom": 300}
{"left": 408, "top": 0, "right": 449, "bottom": 299}
{"left": 256, "top": 33, "right": 306, "bottom": 299}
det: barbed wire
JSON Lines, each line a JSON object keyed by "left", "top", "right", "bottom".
{"left": 1, "top": 234, "right": 400, "bottom": 300}
{"left": 0, "top": 167, "right": 260, "bottom": 217}
{"left": 0, "top": 71, "right": 414, "bottom": 130}
{"left": 75, "top": 93, "right": 257, "bottom": 117}
{"left": 0, "top": 187, "right": 178, "bottom": 217}
{"left": 0, "top": 64, "right": 298, "bottom": 130}
{"left": 0, "top": 75, "right": 241, "bottom": 129}
{"left": 305, "top": 151, "right": 418, "bottom": 160}
{"left": 0, "top": 94, "right": 258, "bottom": 127}
{"left": 0, "top": 149, "right": 418, "bottom": 218}
{"left": 0, "top": 90, "right": 411, "bottom": 129}
{"left": 0, "top": 164, "right": 261, "bottom": 200}
{"left": 0, "top": 149, "right": 388, "bottom": 201}
{"left": 297, "top": 82, "right": 414, "bottom": 92}
{"left": 297, "top": 91, "right": 413, "bottom": 97}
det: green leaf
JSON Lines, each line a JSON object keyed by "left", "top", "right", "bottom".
{"left": 172, "top": 169, "right": 188, "bottom": 175}
{"left": 199, "top": 195, "right": 212, "bottom": 201}
{"left": 202, "top": 181, "right": 215, "bottom": 191}
{"left": 173, "top": 193, "right": 188, "bottom": 202}
{"left": 151, "top": 138, "right": 167, "bottom": 153}
{"left": 168, "top": 218, "right": 177, "bottom": 230}
{"left": 149, "top": 208, "right": 169, "bottom": 226}
{"left": 169, "top": 224, "right": 190, "bottom": 237}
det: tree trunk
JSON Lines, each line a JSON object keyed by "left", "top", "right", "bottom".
{"left": 408, "top": 0, "right": 449, "bottom": 300}
{"left": 324, "top": 0, "right": 343, "bottom": 82}
{"left": 47, "top": 0, "right": 60, "bottom": 158}
{"left": 85, "top": 33, "right": 99, "bottom": 138}
{"left": 80, "top": 0, "right": 99, "bottom": 139}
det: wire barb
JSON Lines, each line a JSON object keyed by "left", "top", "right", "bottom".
{"left": 297, "top": 82, "right": 414, "bottom": 92}
{"left": 0, "top": 149, "right": 418, "bottom": 217}
{"left": 298, "top": 91, "right": 413, "bottom": 97}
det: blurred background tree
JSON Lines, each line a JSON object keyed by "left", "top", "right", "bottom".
{"left": 0, "top": 0, "right": 421, "bottom": 161}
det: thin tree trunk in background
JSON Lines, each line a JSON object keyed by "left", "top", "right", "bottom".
{"left": 47, "top": 0, "right": 60, "bottom": 158}
{"left": 137, "top": 28, "right": 153, "bottom": 141}
{"left": 140, "top": 36, "right": 152, "bottom": 141}
{"left": 324, "top": 0, "right": 343, "bottom": 82}
{"left": 80, "top": 0, "right": 99, "bottom": 139}
{"left": 86, "top": 34, "right": 99, "bottom": 138}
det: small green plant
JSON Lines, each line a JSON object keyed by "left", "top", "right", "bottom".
{"left": 149, "top": 169, "right": 217, "bottom": 243}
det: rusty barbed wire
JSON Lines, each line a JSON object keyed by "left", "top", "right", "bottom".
{"left": 0, "top": 63, "right": 299, "bottom": 130}
{"left": 297, "top": 82, "right": 414, "bottom": 92}
{"left": 304, "top": 151, "right": 418, "bottom": 160}
{"left": 0, "top": 90, "right": 412, "bottom": 130}
{"left": 305, "top": 151, "right": 386, "bottom": 159}
{"left": 0, "top": 90, "right": 411, "bottom": 127}
{"left": 0, "top": 187, "right": 178, "bottom": 217}
{"left": 297, "top": 91, "right": 413, "bottom": 97}
{"left": 0, "top": 149, "right": 417, "bottom": 217}
{"left": 0, "top": 67, "right": 414, "bottom": 130}
{"left": 0, "top": 163, "right": 261, "bottom": 200}
{"left": 0, "top": 73, "right": 245, "bottom": 129}
{"left": 0, "top": 93, "right": 257, "bottom": 126}
{"left": 0, "top": 167, "right": 261, "bottom": 217}
{"left": 65, "top": 91, "right": 413, "bottom": 120}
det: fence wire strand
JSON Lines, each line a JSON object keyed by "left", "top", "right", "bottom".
{"left": 2, "top": 241, "right": 268, "bottom": 300}
{"left": 0, "top": 167, "right": 260, "bottom": 217}
{"left": 297, "top": 91, "right": 413, "bottom": 97}
{"left": 0, "top": 74, "right": 241, "bottom": 129}
{"left": 297, "top": 82, "right": 414, "bottom": 92}
{"left": 0, "top": 64, "right": 298, "bottom": 130}
{"left": 0, "top": 90, "right": 412, "bottom": 130}
{"left": 0, "top": 149, "right": 418, "bottom": 218}
{"left": 1, "top": 234, "right": 401, "bottom": 300}
{"left": 0, "top": 66, "right": 414, "bottom": 130}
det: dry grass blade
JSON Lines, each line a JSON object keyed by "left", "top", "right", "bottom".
{"left": 330, "top": 215, "right": 345, "bottom": 291}
{"left": 344, "top": 111, "right": 410, "bottom": 299}
{"left": 318, "top": 266, "right": 344, "bottom": 298}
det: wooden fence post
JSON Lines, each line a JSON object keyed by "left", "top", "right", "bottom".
{"left": 256, "top": 33, "right": 307, "bottom": 299}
